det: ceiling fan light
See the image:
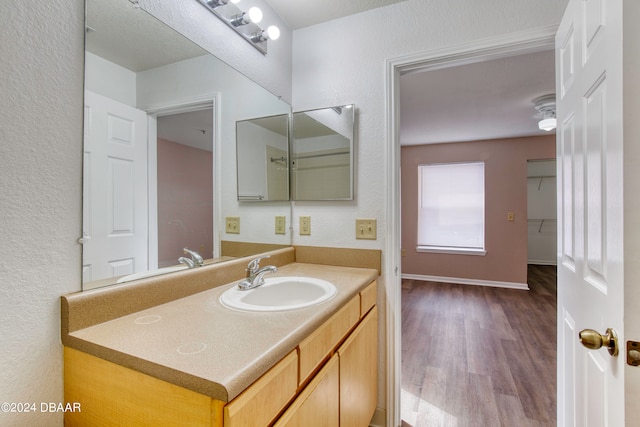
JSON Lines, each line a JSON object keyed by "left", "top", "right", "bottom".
{"left": 538, "top": 118, "right": 557, "bottom": 131}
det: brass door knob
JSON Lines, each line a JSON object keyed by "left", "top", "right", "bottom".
{"left": 579, "top": 328, "right": 619, "bottom": 356}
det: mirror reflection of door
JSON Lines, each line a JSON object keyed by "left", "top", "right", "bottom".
{"left": 156, "top": 109, "right": 214, "bottom": 268}
{"left": 82, "top": 91, "right": 149, "bottom": 283}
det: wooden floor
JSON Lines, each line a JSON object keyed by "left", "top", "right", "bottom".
{"left": 401, "top": 265, "right": 557, "bottom": 427}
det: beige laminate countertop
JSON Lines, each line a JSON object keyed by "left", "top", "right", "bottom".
{"left": 65, "top": 262, "right": 378, "bottom": 402}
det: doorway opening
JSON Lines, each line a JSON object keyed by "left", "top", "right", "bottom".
{"left": 155, "top": 108, "right": 214, "bottom": 268}
{"left": 526, "top": 159, "right": 557, "bottom": 266}
{"left": 385, "top": 26, "right": 558, "bottom": 427}
{"left": 146, "top": 98, "right": 218, "bottom": 271}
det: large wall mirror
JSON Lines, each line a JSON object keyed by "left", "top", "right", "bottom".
{"left": 82, "top": 0, "right": 291, "bottom": 290}
{"left": 291, "top": 105, "right": 355, "bottom": 200}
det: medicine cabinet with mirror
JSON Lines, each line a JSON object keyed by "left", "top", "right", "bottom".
{"left": 235, "top": 104, "right": 356, "bottom": 202}
{"left": 82, "top": 0, "right": 291, "bottom": 290}
{"left": 291, "top": 104, "right": 355, "bottom": 201}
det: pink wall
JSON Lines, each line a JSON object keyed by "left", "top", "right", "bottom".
{"left": 401, "top": 135, "right": 555, "bottom": 285}
{"left": 157, "top": 138, "right": 213, "bottom": 267}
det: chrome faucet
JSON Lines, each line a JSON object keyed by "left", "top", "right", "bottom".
{"left": 179, "top": 248, "right": 204, "bottom": 268}
{"left": 238, "top": 255, "right": 277, "bottom": 290}
{"left": 178, "top": 256, "right": 195, "bottom": 268}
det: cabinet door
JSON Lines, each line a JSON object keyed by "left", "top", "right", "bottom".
{"left": 64, "top": 347, "right": 219, "bottom": 427}
{"left": 338, "top": 306, "right": 378, "bottom": 427}
{"left": 274, "top": 354, "right": 339, "bottom": 427}
{"left": 224, "top": 350, "right": 298, "bottom": 427}
{"left": 298, "top": 295, "right": 360, "bottom": 385}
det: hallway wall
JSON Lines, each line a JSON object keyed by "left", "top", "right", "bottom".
{"left": 0, "top": 1, "right": 84, "bottom": 425}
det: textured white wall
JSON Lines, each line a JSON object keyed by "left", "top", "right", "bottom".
{"left": 291, "top": 0, "right": 567, "bottom": 251}
{"left": 0, "top": 0, "right": 84, "bottom": 426}
{"left": 85, "top": 52, "right": 137, "bottom": 107}
{"left": 136, "top": 54, "right": 292, "bottom": 247}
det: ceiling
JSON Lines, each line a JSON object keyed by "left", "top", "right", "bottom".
{"left": 265, "top": 0, "right": 408, "bottom": 30}
{"left": 157, "top": 110, "right": 214, "bottom": 152}
{"left": 400, "top": 49, "right": 556, "bottom": 145}
{"left": 85, "top": 0, "right": 206, "bottom": 72}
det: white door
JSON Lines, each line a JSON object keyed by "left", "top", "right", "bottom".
{"left": 556, "top": 0, "right": 625, "bottom": 425}
{"left": 83, "top": 91, "right": 149, "bottom": 282}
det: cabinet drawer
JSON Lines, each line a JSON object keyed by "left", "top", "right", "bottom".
{"left": 224, "top": 350, "right": 298, "bottom": 427}
{"left": 359, "top": 280, "right": 377, "bottom": 317}
{"left": 298, "top": 295, "right": 360, "bottom": 385}
{"left": 274, "top": 354, "right": 339, "bottom": 427}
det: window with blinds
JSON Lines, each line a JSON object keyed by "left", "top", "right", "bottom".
{"left": 417, "top": 162, "right": 486, "bottom": 255}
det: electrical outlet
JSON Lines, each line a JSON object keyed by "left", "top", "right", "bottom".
{"left": 356, "top": 219, "right": 377, "bottom": 240}
{"left": 275, "top": 216, "right": 286, "bottom": 234}
{"left": 226, "top": 216, "right": 240, "bottom": 234}
{"left": 299, "top": 216, "right": 311, "bottom": 235}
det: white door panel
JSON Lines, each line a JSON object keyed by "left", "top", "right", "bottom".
{"left": 556, "top": 0, "right": 625, "bottom": 425}
{"left": 83, "top": 91, "right": 148, "bottom": 283}
{"left": 556, "top": 0, "right": 624, "bottom": 425}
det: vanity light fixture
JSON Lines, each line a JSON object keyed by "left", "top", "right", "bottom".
{"left": 250, "top": 25, "right": 281, "bottom": 42}
{"left": 230, "top": 7, "right": 263, "bottom": 27}
{"left": 197, "top": 0, "right": 279, "bottom": 55}
{"left": 206, "top": 0, "right": 239, "bottom": 7}
{"left": 533, "top": 94, "right": 557, "bottom": 132}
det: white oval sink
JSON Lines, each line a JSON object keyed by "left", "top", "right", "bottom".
{"left": 220, "top": 276, "right": 337, "bottom": 312}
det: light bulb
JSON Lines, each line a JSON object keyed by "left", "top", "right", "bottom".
{"left": 538, "top": 118, "right": 557, "bottom": 131}
{"left": 248, "top": 7, "right": 263, "bottom": 23}
{"left": 266, "top": 25, "right": 280, "bottom": 40}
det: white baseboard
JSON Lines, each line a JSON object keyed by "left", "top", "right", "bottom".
{"left": 401, "top": 273, "right": 529, "bottom": 290}
{"left": 527, "top": 259, "right": 557, "bottom": 266}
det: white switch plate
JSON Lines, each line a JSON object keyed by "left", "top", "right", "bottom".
{"left": 300, "top": 216, "right": 311, "bottom": 235}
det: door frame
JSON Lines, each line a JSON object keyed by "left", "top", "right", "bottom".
{"left": 383, "top": 25, "right": 558, "bottom": 427}
{"left": 140, "top": 94, "right": 220, "bottom": 269}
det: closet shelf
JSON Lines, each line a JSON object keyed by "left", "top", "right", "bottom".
{"left": 528, "top": 175, "right": 556, "bottom": 190}
{"left": 528, "top": 218, "right": 557, "bottom": 233}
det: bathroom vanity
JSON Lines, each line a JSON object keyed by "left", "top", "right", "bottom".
{"left": 62, "top": 247, "right": 380, "bottom": 426}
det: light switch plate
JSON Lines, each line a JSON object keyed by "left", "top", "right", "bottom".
{"left": 226, "top": 216, "right": 240, "bottom": 234}
{"left": 507, "top": 212, "right": 515, "bottom": 221}
{"left": 299, "top": 216, "right": 311, "bottom": 235}
{"left": 275, "top": 216, "right": 286, "bottom": 234}
{"left": 356, "top": 219, "right": 377, "bottom": 240}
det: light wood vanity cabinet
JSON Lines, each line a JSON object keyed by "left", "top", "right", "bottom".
{"left": 338, "top": 306, "right": 378, "bottom": 427}
{"left": 274, "top": 354, "right": 340, "bottom": 427}
{"left": 298, "top": 295, "right": 360, "bottom": 385}
{"left": 65, "top": 280, "right": 378, "bottom": 427}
